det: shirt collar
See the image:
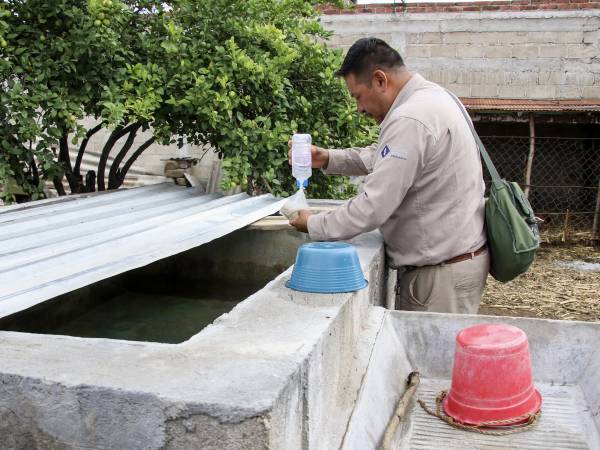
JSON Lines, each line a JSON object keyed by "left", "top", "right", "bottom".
{"left": 380, "top": 73, "right": 425, "bottom": 128}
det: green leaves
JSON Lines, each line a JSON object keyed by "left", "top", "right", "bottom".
{"left": 1, "top": 0, "right": 375, "bottom": 203}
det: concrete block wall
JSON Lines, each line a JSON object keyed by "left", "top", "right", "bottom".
{"left": 321, "top": 5, "right": 600, "bottom": 99}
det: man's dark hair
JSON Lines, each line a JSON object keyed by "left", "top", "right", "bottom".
{"left": 336, "top": 37, "right": 404, "bottom": 81}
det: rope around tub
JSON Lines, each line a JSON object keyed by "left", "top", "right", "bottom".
{"left": 417, "top": 390, "right": 542, "bottom": 436}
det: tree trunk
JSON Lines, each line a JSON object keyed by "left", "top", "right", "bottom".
{"left": 96, "top": 123, "right": 139, "bottom": 191}
{"left": 74, "top": 122, "right": 103, "bottom": 178}
{"left": 113, "top": 137, "right": 156, "bottom": 189}
{"left": 108, "top": 124, "right": 141, "bottom": 189}
{"left": 59, "top": 131, "right": 78, "bottom": 193}
{"left": 53, "top": 177, "right": 66, "bottom": 196}
{"left": 30, "top": 156, "right": 40, "bottom": 188}
{"left": 85, "top": 170, "right": 96, "bottom": 192}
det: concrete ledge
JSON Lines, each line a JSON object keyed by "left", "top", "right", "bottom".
{"left": 0, "top": 231, "right": 390, "bottom": 449}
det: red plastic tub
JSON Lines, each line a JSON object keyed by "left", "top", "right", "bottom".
{"left": 442, "top": 323, "right": 542, "bottom": 426}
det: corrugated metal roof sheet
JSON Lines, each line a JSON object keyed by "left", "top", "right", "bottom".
{"left": 0, "top": 183, "right": 285, "bottom": 319}
{"left": 461, "top": 98, "right": 600, "bottom": 113}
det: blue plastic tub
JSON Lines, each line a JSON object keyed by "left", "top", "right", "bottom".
{"left": 286, "top": 242, "right": 368, "bottom": 293}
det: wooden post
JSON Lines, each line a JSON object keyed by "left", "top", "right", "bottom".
{"left": 562, "top": 209, "right": 570, "bottom": 243}
{"left": 524, "top": 114, "right": 536, "bottom": 198}
{"left": 592, "top": 177, "right": 600, "bottom": 239}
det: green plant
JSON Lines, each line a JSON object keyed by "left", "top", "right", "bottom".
{"left": 0, "top": 0, "right": 375, "bottom": 203}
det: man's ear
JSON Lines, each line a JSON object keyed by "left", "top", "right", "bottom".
{"left": 372, "top": 69, "right": 388, "bottom": 91}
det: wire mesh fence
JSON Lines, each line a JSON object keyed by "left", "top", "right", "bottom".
{"left": 479, "top": 135, "right": 600, "bottom": 242}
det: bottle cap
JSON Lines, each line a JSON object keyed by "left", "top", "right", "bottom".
{"left": 296, "top": 179, "right": 309, "bottom": 188}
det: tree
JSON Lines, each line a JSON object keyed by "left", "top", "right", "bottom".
{"left": 0, "top": 0, "right": 375, "bottom": 203}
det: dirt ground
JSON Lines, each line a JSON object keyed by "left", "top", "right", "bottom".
{"left": 480, "top": 243, "right": 600, "bottom": 321}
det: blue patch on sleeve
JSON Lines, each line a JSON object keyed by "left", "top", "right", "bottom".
{"left": 380, "top": 144, "right": 407, "bottom": 160}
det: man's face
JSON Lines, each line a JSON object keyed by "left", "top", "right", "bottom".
{"left": 344, "top": 72, "right": 387, "bottom": 124}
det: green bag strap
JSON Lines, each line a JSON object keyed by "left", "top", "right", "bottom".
{"left": 445, "top": 90, "right": 501, "bottom": 182}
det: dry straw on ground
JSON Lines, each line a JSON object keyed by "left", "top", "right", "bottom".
{"left": 481, "top": 244, "right": 600, "bottom": 322}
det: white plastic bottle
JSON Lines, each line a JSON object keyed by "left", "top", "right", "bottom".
{"left": 292, "top": 133, "right": 312, "bottom": 188}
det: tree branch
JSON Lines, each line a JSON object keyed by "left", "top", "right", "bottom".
{"left": 116, "top": 137, "right": 156, "bottom": 188}
{"left": 53, "top": 177, "right": 66, "bottom": 196}
{"left": 74, "top": 122, "right": 103, "bottom": 177}
{"left": 30, "top": 155, "right": 40, "bottom": 187}
{"left": 108, "top": 123, "right": 141, "bottom": 189}
{"left": 59, "top": 130, "right": 77, "bottom": 192}
{"left": 96, "top": 122, "right": 140, "bottom": 191}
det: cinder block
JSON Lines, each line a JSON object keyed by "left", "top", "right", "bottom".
{"left": 565, "top": 71, "right": 595, "bottom": 86}
{"left": 327, "top": 34, "right": 360, "bottom": 47}
{"left": 469, "top": 71, "right": 485, "bottom": 85}
{"left": 484, "top": 46, "right": 512, "bottom": 58}
{"left": 484, "top": 32, "right": 527, "bottom": 46}
{"left": 498, "top": 85, "right": 527, "bottom": 98}
{"left": 404, "top": 45, "right": 431, "bottom": 58}
{"left": 456, "top": 45, "right": 485, "bottom": 58}
{"left": 434, "top": 69, "right": 459, "bottom": 85}
{"left": 483, "top": 71, "right": 511, "bottom": 85}
{"left": 470, "top": 84, "right": 498, "bottom": 97}
{"left": 443, "top": 32, "right": 475, "bottom": 44}
{"left": 457, "top": 71, "right": 476, "bottom": 84}
{"left": 429, "top": 45, "right": 457, "bottom": 58}
{"left": 556, "top": 85, "right": 584, "bottom": 99}
{"left": 409, "top": 32, "right": 443, "bottom": 44}
{"left": 557, "top": 31, "right": 585, "bottom": 44}
{"left": 518, "top": 71, "right": 544, "bottom": 86}
{"left": 517, "top": 31, "right": 562, "bottom": 44}
{"left": 538, "top": 71, "right": 567, "bottom": 85}
{"left": 407, "top": 33, "right": 422, "bottom": 45}
{"left": 539, "top": 45, "right": 568, "bottom": 58}
{"left": 445, "top": 84, "right": 470, "bottom": 97}
{"left": 164, "top": 161, "right": 178, "bottom": 172}
{"left": 511, "top": 46, "right": 539, "bottom": 59}
{"left": 583, "top": 30, "right": 600, "bottom": 45}
{"left": 582, "top": 86, "right": 600, "bottom": 98}
{"left": 566, "top": 45, "right": 597, "bottom": 60}
{"left": 165, "top": 169, "right": 187, "bottom": 178}
{"left": 422, "top": 32, "right": 443, "bottom": 44}
{"left": 476, "top": 32, "right": 504, "bottom": 45}
{"left": 527, "top": 85, "right": 557, "bottom": 99}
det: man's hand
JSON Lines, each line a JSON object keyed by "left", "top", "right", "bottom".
{"left": 290, "top": 209, "right": 312, "bottom": 233}
{"left": 288, "top": 140, "right": 329, "bottom": 170}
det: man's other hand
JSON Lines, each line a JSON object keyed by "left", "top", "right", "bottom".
{"left": 288, "top": 140, "right": 329, "bottom": 170}
{"left": 290, "top": 209, "right": 311, "bottom": 233}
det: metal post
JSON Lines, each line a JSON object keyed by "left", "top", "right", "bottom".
{"left": 524, "top": 114, "right": 536, "bottom": 198}
{"left": 592, "top": 177, "right": 600, "bottom": 239}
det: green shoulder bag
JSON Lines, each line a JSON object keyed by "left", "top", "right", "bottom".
{"left": 449, "top": 91, "right": 540, "bottom": 282}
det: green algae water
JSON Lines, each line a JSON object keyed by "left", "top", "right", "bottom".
{"left": 0, "top": 229, "right": 308, "bottom": 344}
{"left": 0, "top": 279, "right": 266, "bottom": 344}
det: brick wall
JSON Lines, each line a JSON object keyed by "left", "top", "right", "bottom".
{"left": 321, "top": 8, "right": 600, "bottom": 99}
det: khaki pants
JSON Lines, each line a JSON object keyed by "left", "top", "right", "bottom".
{"left": 395, "top": 250, "right": 489, "bottom": 314}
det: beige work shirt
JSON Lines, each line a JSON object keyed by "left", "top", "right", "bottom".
{"left": 307, "top": 74, "right": 486, "bottom": 268}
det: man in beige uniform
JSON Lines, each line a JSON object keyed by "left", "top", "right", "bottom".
{"left": 290, "top": 37, "right": 489, "bottom": 314}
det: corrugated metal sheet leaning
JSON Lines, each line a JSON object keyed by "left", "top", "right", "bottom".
{"left": 0, "top": 183, "right": 286, "bottom": 319}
